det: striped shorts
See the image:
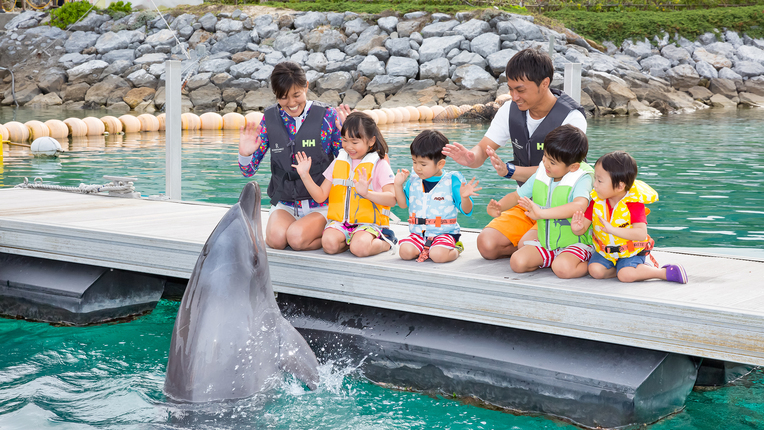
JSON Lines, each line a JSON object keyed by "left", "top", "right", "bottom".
{"left": 532, "top": 243, "right": 594, "bottom": 268}
{"left": 399, "top": 233, "right": 456, "bottom": 252}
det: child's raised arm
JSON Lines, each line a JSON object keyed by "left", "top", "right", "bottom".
{"left": 598, "top": 219, "right": 648, "bottom": 242}
{"left": 393, "top": 169, "right": 410, "bottom": 209}
{"left": 355, "top": 167, "right": 397, "bottom": 207}
{"left": 571, "top": 210, "right": 592, "bottom": 236}
{"left": 292, "top": 151, "right": 331, "bottom": 203}
{"left": 460, "top": 177, "right": 481, "bottom": 214}
{"left": 487, "top": 191, "right": 520, "bottom": 217}
{"left": 518, "top": 196, "right": 589, "bottom": 221}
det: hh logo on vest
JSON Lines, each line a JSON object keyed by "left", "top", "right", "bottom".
{"left": 536, "top": 142, "right": 544, "bottom": 150}
{"left": 302, "top": 139, "right": 316, "bottom": 148}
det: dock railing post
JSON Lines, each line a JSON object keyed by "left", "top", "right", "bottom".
{"left": 564, "top": 63, "right": 582, "bottom": 104}
{"left": 165, "top": 60, "right": 181, "bottom": 200}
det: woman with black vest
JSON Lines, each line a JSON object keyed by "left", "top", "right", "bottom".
{"left": 238, "top": 61, "right": 346, "bottom": 250}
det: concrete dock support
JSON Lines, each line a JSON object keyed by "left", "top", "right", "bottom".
{"left": 564, "top": 63, "right": 583, "bottom": 104}
{"left": 165, "top": 60, "right": 181, "bottom": 200}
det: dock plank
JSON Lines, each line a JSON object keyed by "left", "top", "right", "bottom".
{"left": 1, "top": 188, "right": 763, "bottom": 365}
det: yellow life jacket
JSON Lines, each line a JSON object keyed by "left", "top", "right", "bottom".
{"left": 591, "top": 180, "right": 658, "bottom": 263}
{"left": 327, "top": 149, "right": 391, "bottom": 226}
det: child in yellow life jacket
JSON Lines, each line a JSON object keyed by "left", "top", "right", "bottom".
{"left": 488, "top": 124, "right": 595, "bottom": 279}
{"left": 292, "top": 111, "right": 397, "bottom": 258}
{"left": 571, "top": 151, "right": 688, "bottom": 284}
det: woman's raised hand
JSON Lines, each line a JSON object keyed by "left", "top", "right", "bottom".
{"left": 335, "top": 104, "right": 352, "bottom": 129}
{"left": 291, "top": 151, "right": 312, "bottom": 177}
{"left": 239, "top": 121, "right": 262, "bottom": 157}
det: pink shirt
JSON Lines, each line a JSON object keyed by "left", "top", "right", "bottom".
{"left": 323, "top": 157, "right": 395, "bottom": 193}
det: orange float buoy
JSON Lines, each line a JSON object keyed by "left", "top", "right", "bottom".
{"left": 373, "top": 109, "right": 387, "bottom": 125}
{"left": 417, "top": 106, "right": 434, "bottom": 121}
{"left": 118, "top": 115, "right": 142, "bottom": 133}
{"left": 45, "top": 120, "right": 69, "bottom": 139}
{"left": 5, "top": 121, "right": 31, "bottom": 142}
{"left": 101, "top": 116, "right": 123, "bottom": 134}
{"left": 137, "top": 114, "right": 160, "bottom": 132}
{"left": 405, "top": 106, "right": 420, "bottom": 122}
{"left": 82, "top": 117, "right": 105, "bottom": 136}
{"left": 181, "top": 113, "right": 201, "bottom": 130}
{"left": 200, "top": 112, "right": 223, "bottom": 130}
{"left": 222, "top": 112, "right": 245, "bottom": 130}
{"left": 0, "top": 123, "right": 9, "bottom": 142}
{"left": 397, "top": 107, "right": 411, "bottom": 123}
{"left": 63, "top": 118, "right": 88, "bottom": 137}
{"left": 244, "top": 112, "right": 264, "bottom": 128}
{"left": 156, "top": 113, "right": 166, "bottom": 131}
{"left": 364, "top": 110, "right": 379, "bottom": 124}
{"left": 25, "top": 120, "right": 50, "bottom": 140}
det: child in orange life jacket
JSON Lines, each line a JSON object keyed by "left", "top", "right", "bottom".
{"left": 393, "top": 130, "right": 482, "bottom": 263}
{"left": 571, "top": 151, "right": 688, "bottom": 284}
{"left": 488, "top": 124, "right": 595, "bottom": 279}
{"left": 292, "top": 111, "right": 397, "bottom": 258}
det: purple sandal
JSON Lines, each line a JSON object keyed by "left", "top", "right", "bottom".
{"left": 663, "top": 264, "right": 688, "bottom": 284}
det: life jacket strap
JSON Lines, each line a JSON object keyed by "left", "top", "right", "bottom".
{"left": 408, "top": 214, "right": 458, "bottom": 227}
{"left": 594, "top": 235, "right": 655, "bottom": 255}
{"left": 416, "top": 238, "right": 434, "bottom": 263}
{"left": 332, "top": 178, "right": 354, "bottom": 187}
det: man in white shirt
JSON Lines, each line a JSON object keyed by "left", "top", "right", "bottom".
{"left": 442, "top": 48, "right": 588, "bottom": 260}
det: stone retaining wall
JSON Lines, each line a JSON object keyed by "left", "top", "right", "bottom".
{"left": 1, "top": 9, "right": 763, "bottom": 119}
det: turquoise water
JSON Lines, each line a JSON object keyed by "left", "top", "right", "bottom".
{"left": 1, "top": 106, "right": 763, "bottom": 428}
{"left": 2, "top": 107, "right": 763, "bottom": 248}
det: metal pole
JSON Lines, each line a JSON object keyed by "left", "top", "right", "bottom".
{"left": 564, "top": 63, "right": 582, "bottom": 104}
{"left": 165, "top": 60, "right": 182, "bottom": 200}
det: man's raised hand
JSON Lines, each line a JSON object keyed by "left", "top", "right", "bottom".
{"left": 485, "top": 147, "right": 509, "bottom": 177}
{"left": 442, "top": 142, "right": 476, "bottom": 167}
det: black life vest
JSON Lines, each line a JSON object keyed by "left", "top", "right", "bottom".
{"left": 507, "top": 88, "right": 585, "bottom": 183}
{"left": 265, "top": 101, "right": 334, "bottom": 205}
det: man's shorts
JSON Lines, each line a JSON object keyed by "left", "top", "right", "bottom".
{"left": 399, "top": 233, "right": 457, "bottom": 252}
{"left": 271, "top": 199, "right": 328, "bottom": 221}
{"left": 589, "top": 252, "right": 646, "bottom": 273}
{"left": 325, "top": 220, "right": 383, "bottom": 245}
{"left": 485, "top": 205, "right": 537, "bottom": 247}
{"left": 531, "top": 242, "right": 594, "bottom": 268}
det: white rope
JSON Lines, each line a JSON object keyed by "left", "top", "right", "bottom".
{"left": 14, "top": 177, "right": 135, "bottom": 194}
{"left": 146, "top": 0, "right": 190, "bottom": 60}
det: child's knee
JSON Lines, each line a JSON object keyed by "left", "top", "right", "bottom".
{"left": 588, "top": 263, "right": 608, "bottom": 279}
{"left": 617, "top": 268, "right": 637, "bottom": 283}
{"left": 321, "top": 235, "right": 344, "bottom": 254}
{"left": 509, "top": 253, "right": 527, "bottom": 273}
{"left": 399, "top": 243, "right": 419, "bottom": 260}
{"left": 349, "top": 238, "right": 371, "bottom": 257}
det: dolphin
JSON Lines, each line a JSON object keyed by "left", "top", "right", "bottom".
{"left": 164, "top": 181, "right": 320, "bottom": 402}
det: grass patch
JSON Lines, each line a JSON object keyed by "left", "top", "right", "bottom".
{"left": 546, "top": 6, "right": 764, "bottom": 44}
{"left": 217, "top": 0, "right": 528, "bottom": 16}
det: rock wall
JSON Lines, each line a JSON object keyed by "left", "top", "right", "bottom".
{"left": 1, "top": 9, "right": 763, "bottom": 119}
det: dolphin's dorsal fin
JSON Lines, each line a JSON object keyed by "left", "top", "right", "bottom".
{"left": 277, "top": 318, "right": 320, "bottom": 390}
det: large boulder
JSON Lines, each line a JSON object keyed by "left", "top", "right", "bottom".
{"left": 451, "top": 65, "right": 497, "bottom": 91}
{"left": 37, "top": 69, "right": 67, "bottom": 94}
{"left": 470, "top": 33, "right": 500, "bottom": 59}
{"left": 212, "top": 31, "right": 251, "bottom": 54}
{"left": 123, "top": 87, "right": 156, "bottom": 109}
{"left": 419, "top": 58, "right": 451, "bottom": 81}
{"left": 306, "top": 53, "right": 328, "bottom": 72}
{"left": 420, "top": 20, "right": 459, "bottom": 38}
{"left": 67, "top": 60, "right": 109, "bottom": 85}
{"left": 189, "top": 83, "right": 222, "bottom": 109}
{"left": 365, "top": 75, "right": 407, "bottom": 95}
{"left": 386, "top": 56, "right": 419, "bottom": 79}
{"left": 639, "top": 55, "right": 671, "bottom": 72}
{"left": 145, "top": 29, "right": 176, "bottom": 47}
{"left": 316, "top": 71, "right": 353, "bottom": 92}
{"left": 273, "top": 31, "right": 306, "bottom": 56}
{"left": 583, "top": 81, "right": 611, "bottom": 108}
{"left": 708, "top": 78, "right": 738, "bottom": 99}
{"left": 742, "top": 76, "right": 764, "bottom": 97}
{"left": 665, "top": 64, "right": 700, "bottom": 90}
{"left": 294, "top": 12, "right": 328, "bottom": 30}
{"left": 692, "top": 48, "right": 732, "bottom": 69}
{"left": 199, "top": 59, "right": 235, "bottom": 74}
{"left": 343, "top": 18, "right": 370, "bottom": 35}
{"left": 134, "top": 53, "right": 168, "bottom": 65}
{"left": 660, "top": 44, "right": 691, "bottom": 66}
{"left": 304, "top": 29, "right": 346, "bottom": 52}
{"left": 418, "top": 35, "right": 465, "bottom": 63}
{"left": 695, "top": 61, "right": 718, "bottom": 80}
{"left": 378, "top": 16, "right": 399, "bottom": 33}
{"left": 445, "top": 89, "right": 493, "bottom": 106}
{"left": 451, "top": 51, "right": 486, "bottom": 69}
{"left": 385, "top": 38, "right": 412, "bottom": 57}
{"left": 216, "top": 18, "right": 244, "bottom": 33}
{"left": 85, "top": 75, "right": 131, "bottom": 105}
{"left": 708, "top": 94, "right": 738, "bottom": 108}
{"left": 241, "top": 88, "right": 277, "bottom": 111}
{"left": 95, "top": 31, "right": 131, "bottom": 54}
{"left": 199, "top": 13, "right": 217, "bottom": 32}
{"left": 64, "top": 31, "right": 100, "bottom": 54}
{"left": 737, "top": 45, "right": 764, "bottom": 66}
{"left": 623, "top": 40, "right": 653, "bottom": 60}
{"left": 486, "top": 49, "right": 518, "bottom": 76}
{"left": 739, "top": 92, "right": 764, "bottom": 107}
{"left": 453, "top": 19, "right": 490, "bottom": 40}
{"left": 733, "top": 61, "right": 764, "bottom": 78}
{"left": 357, "top": 56, "right": 387, "bottom": 79}
{"left": 126, "top": 69, "right": 158, "bottom": 88}
{"left": 396, "top": 20, "right": 425, "bottom": 38}
{"left": 25, "top": 93, "right": 63, "bottom": 107}
{"left": 229, "top": 59, "right": 264, "bottom": 79}
{"left": 627, "top": 99, "right": 661, "bottom": 117}
{"left": 345, "top": 26, "right": 387, "bottom": 56}
{"left": 607, "top": 82, "right": 636, "bottom": 108}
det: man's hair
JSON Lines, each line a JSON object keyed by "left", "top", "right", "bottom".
{"left": 544, "top": 124, "right": 588, "bottom": 166}
{"left": 270, "top": 61, "right": 308, "bottom": 100}
{"left": 505, "top": 48, "right": 554, "bottom": 87}
{"left": 596, "top": 151, "right": 638, "bottom": 190}
{"left": 410, "top": 129, "right": 448, "bottom": 162}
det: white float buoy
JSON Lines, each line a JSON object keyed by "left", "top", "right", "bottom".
{"left": 31, "top": 137, "right": 63, "bottom": 157}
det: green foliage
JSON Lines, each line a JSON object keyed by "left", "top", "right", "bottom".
{"left": 104, "top": 1, "right": 132, "bottom": 19}
{"left": 546, "top": 6, "right": 764, "bottom": 44}
{"left": 49, "top": 0, "right": 93, "bottom": 30}
{"left": 252, "top": 0, "right": 527, "bottom": 15}
{"left": 530, "top": 0, "right": 764, "bottom": 13}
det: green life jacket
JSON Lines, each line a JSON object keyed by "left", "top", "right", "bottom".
{"left": 531, "top": 161, "right": 594, "bottom": 250}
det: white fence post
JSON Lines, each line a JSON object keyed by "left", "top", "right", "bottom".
{"left": 564, "top": 63, "right": 582, "bottom": 104}
{"left": 165, "top": 60, "right": 182, "bottom": 200}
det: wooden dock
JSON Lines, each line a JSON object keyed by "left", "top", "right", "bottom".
{"left": 1, "top": 188, "right": 763, "bottom": 366}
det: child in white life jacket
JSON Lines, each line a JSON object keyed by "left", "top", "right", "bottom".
{"left": 292, "top": 111, "right": 397, "bottom": 258}
{"left": 394, "top": 130, "right": 481, "bottom": 263}
{"left": 571, "top": 151, "right": 688, "bottom": 284}
{"left": 488, "top": 124, "right": 595, "bottom": 279}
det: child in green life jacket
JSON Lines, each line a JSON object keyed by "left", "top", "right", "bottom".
{"left": 571, "top": 151, "right": 688, "bottom": 284}
{"left": 487, "top": 124, "right": 594, "bottom": 279}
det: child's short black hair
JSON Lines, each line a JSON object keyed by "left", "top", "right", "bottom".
{"left": 270, "top": 61, "right": 308, "bottom": 100}
{"left": 410, "top": 129, "right": 448, "bottom": 162}
{"left": 543, "top": 124, "right": 588, "bottom": 166}
{"left": 596, "top": 151, "right": 638, "bottom": 191}
{"left": 505, "top": 48, "right": 554, "bottom": 88}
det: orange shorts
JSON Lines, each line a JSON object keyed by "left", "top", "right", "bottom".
{"left": 485, "top": 205, "right": 537, "bottom": 247}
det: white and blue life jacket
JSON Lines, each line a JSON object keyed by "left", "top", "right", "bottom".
{"left": 407, "top": 172, "right": 461, "bottom": 238}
